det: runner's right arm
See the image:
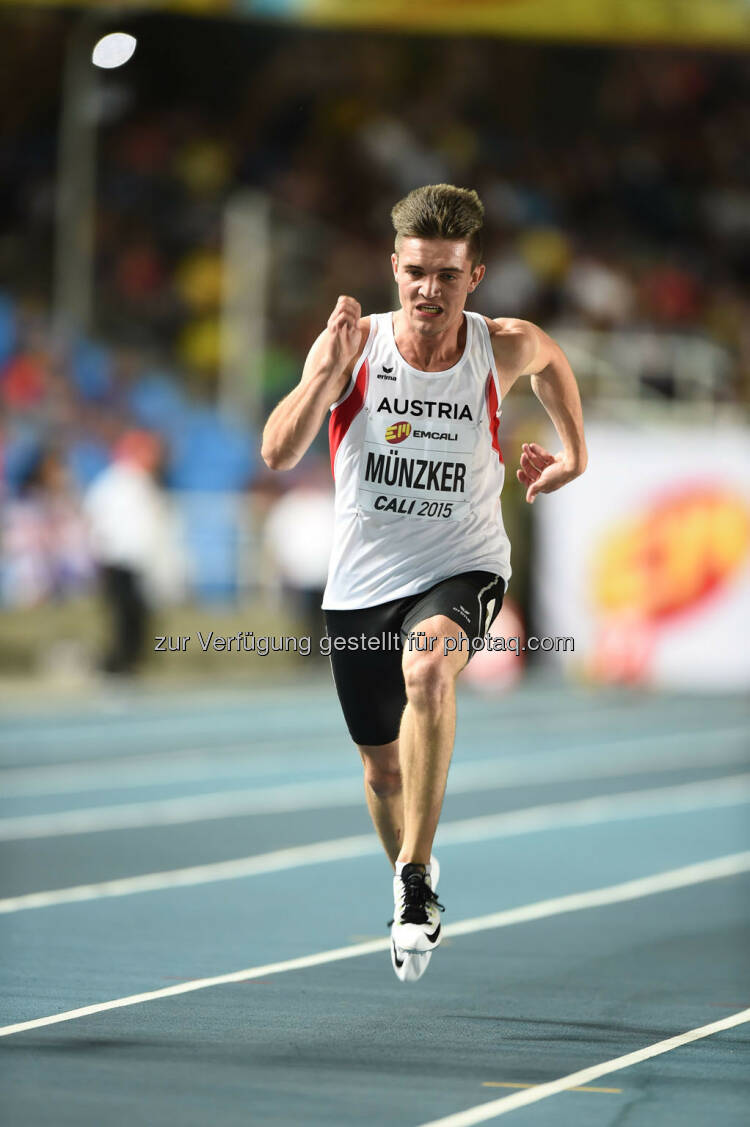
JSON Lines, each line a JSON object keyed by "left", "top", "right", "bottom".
{"left": 261, "top": 297, "right": 368, "bottom": 471}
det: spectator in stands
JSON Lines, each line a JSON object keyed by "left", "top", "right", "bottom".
{"left": 1, "top": 446, "right": 92, "bottom": 607}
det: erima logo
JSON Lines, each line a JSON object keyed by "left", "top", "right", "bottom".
{"left": 453, "top": 605, "right": 471, "bottom": 620}
{"left": 377, "top": 396, "right": 473, "bottom": 421}
{"left": 385, "top": 420, "right": 411, "bottom": 444}
{"left": 377, "top": 371, "right": 397, "bottom": 381}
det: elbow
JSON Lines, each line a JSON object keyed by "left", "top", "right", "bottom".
{"left": 260, "top": 427, "right": 280, "bottom": 470}
{"left": 261, "top": 446, "right": 283, "bottom": 471}
{"left": 261, "top": 442, "right": 279, "bottom": 470}
{"left": 261, "top": 440, "right": 296, "bottom": 472}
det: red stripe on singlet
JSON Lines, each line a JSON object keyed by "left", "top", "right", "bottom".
{"left": 328, "top": 358, "right": 369, "bottom": 478}
{"left": 485, "top": 372, "right": 504, "bottom": 463}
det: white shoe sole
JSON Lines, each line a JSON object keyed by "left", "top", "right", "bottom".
{"left": 391, "top": 939, "right": 432, "bottom": 982}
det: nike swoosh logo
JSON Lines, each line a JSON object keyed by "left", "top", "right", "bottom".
{"left": 392, "top": 941, "right": 405, "bottom": 968}
{"left": 427, "top": 923, "right": 441, "bottom": 944}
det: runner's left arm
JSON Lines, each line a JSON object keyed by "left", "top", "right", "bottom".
{"left": 489, "top": 318, "right": 587, "bottom": 504}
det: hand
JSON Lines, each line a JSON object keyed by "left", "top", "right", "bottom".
{"left": 517, "top": 442, "right": 585, "bottom": 504}
{"left": 324, "top": 295, "right": 362, "bottom": 372}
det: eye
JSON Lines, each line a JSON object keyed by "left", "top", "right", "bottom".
{"left": 441, "top": 273, "right": 457, "bottom": 282}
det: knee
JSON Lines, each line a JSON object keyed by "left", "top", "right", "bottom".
{"left": 361, "top": 754, "right": 402, "bottom": 799}
{"left": 404, "top": 655, "right": 452, "bottom": 712}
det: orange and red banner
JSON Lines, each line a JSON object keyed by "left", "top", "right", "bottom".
{"left": 535, "top": 423, "right": 750, "bottom": 689}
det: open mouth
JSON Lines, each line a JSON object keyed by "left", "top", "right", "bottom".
{"left": 416, "top": 304, "right": 443, "bottom": 316}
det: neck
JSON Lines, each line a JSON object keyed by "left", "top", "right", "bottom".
{"left": 393, "top": 310, "right": 466, "bottom": 371}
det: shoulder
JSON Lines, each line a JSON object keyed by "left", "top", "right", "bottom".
{"left": 483, "top": 315, "right": 533, "bottom": 348}
{"left": 481, "top": 316, "right": 545, "bottom": 371}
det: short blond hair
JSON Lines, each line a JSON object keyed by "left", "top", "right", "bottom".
{"left": 391, "top": 184, "right": 484, "bottom": 265}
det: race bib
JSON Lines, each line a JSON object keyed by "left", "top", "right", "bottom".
{"left": 358, "top": 413, "right": 474, "bottom": 522}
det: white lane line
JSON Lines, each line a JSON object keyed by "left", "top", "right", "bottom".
{"left": 2, "top": 724, "right": 747, "bottom": 798}
{"left": 1, "top": 699, "right": 745, "bottom": 759}
{"left": 415, "top": 1008, "right": 750, "bottom": 1127}
{"left": 0, "top": 743, "right": 346, "bottom": 796}
{"left": 0, "top": 719, "right": 337, "bottom": 750}
{"left": 1, "top": 851, "right": 748, "bottom": 1039}
{"left": 0, "top": 695, "right": 666, "bottom": 744}
{"left": 0, "top": 832, "right": 376, "bottom": 912}
{"left": 2, "top": 775, "right": 749, "bottom": 912}
{"left": 2, "top": 733, "right": 748, "bottom": 841}
{"left": 0, "top": 776, "right": 364, "bottom": 839}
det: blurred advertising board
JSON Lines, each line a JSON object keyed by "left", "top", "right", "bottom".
{"left": 9, "top": 1, "right": 750, "bottom": 48}
{"left": 244, "top": 0, "right": 750, "bottom": 46}
{"left": 534, "top": 423, "right": 750, "bottom": 690}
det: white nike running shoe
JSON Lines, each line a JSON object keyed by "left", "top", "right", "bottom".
{"left": 390, "top": 855, "right": 443, "bottom": 983}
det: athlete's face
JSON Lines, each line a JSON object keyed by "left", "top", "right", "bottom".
{"left": 391, "top": 238, "right": 485, "bottom": 336}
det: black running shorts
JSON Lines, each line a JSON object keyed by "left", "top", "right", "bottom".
{"left": 323, "top": 570, "right": 505, "bottom": 747}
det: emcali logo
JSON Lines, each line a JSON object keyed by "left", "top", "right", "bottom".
{"left": 385, "top": 421, "right": 411, "bottom": 444}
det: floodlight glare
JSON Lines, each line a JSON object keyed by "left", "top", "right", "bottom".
{"left": 92, "top": 33, "right": 137, "bottom": 70}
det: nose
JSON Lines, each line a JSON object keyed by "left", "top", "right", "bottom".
{"left": 418, "top": 274, "right": 441, "bottom": 299}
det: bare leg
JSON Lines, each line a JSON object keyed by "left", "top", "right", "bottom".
{"left": 357, "top": 741, "right": 403, "bottom": 868}
{"left": 397, "top": 616, "right": 467, "bottom": 866}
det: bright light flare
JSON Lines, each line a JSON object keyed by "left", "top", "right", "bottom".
{"left": 92, "top": 32, "right": 137, "bottom": 70}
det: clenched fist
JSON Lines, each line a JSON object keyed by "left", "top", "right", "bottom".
{"left": 323, "top": 295, "right": 362, "bottom": 372}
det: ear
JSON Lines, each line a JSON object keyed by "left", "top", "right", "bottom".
{"left": 391, "top": 252, "right": 399, "bottom": 280}
{"left": 467, "top": 263, "right": 486, "bottom": 293}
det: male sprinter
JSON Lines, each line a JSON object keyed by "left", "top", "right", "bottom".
{"left": 261, "top": 184, "right": 587, "bottom": 982}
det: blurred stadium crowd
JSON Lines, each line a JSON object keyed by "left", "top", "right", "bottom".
{"left": 1, "top": 14, "right": 749, "bottom": 625}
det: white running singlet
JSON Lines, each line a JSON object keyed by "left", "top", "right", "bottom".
{"left": 322, "top": 310, "right": 512, "bottom": 609}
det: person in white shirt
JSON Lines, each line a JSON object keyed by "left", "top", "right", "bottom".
{"left": 85, "top": 430, "right": 181, "bottom": 674}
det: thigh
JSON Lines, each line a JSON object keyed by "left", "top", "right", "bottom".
{"left": 401, "top": 571, "right": 505, "bottom": 658}
{"left": 324, "top": 602, "right": 407, "bottom": 746}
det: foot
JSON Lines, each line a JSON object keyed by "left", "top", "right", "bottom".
{"left": 390, "top": 855, "right": 440, "bottom": 983}
{"left": 392, "top": 863, "right": 443, "bottom": 954}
